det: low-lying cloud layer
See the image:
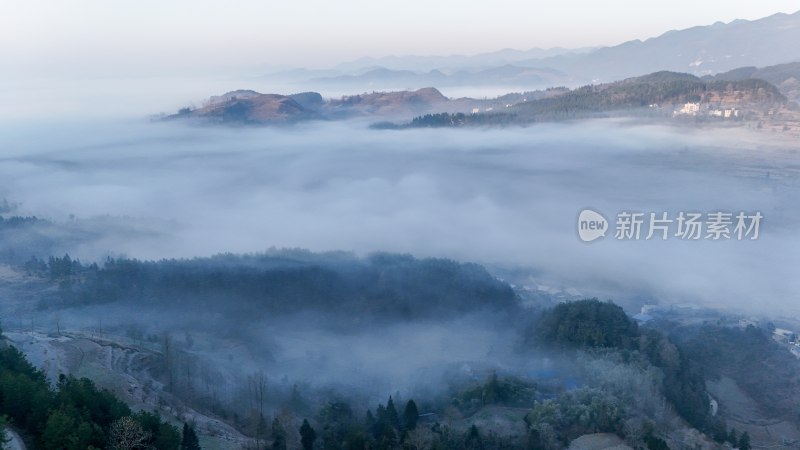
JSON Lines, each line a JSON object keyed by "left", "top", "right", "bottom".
{"left": 0, "top": 118, "right": 798, "bottom": 314}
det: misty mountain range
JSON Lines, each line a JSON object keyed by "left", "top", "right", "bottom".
{"left": 535, "top": 10, "right": 800, "bottom": 83}
{"left": 259, "top": 48, "right": 587, "bottom": 90}
{"left": 301, "top": 66, "right": 572, "bottom": 91}
{"left": 332, "top": 46, "right": 597, "bottom": 72}
{"left": 261, "top": 10, "right": 800, "bottom": 92}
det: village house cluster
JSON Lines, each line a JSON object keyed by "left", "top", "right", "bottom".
{"left": 672, "top": 102, "right": 741, "bottom": 118}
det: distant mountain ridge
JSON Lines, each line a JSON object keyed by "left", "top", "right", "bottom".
{"left": 332, "top": 47, "right": 596, "bottom": 72}
{"left": 523, "top": 11, "right": 800, "bottom": 83}
{"left": 306, "top": 65, "right": 571, "bottom": 90}
{"left": 261, "top": 10, "right": 800, "bottom": 93}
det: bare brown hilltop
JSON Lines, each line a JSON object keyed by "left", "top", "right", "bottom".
{"left": 188, "top": 93, "right": 306, "bottom": 123}
{"left": 325, "top": 87, "right": 449, "bottom": 117}
{"left": 166, "top": 87, "right": 458, "bottom": 124}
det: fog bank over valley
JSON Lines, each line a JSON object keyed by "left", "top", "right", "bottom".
{"left": 1, "top": 114, "right": 798, "bottom": 450}
{"left": 0, "top": 118, "right": 796, "bottom": 314}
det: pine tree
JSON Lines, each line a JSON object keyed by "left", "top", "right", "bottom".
{"left": 403, "top": 400, "right": 419, "bottom": 431}
{"left": 0, "top": 415, "right": 9, "bottom": 448}
{"left": 728, "top": 428, "right": 738, "bottom": 446}
{"left": 386, "top": 396, "right": 401, "bottom": 429}
{"left": 738, "top": 432, "right": 751, "bottom": 450}
{"left": 465, "top": 424, "right": 483, "bottom": 450}
{"left": 271, "top": 418, "right": 287, "bottom": 450}
{"left": 299, "top": 419, "right": 316, "bottom": 450}
{"left": 374, "top": 404, "right": 388, "bottom": 438}
{"left": 366, "top": 410, "right": 377, "bottom": 437}
{"left": 288, "top": 384, "right": 306, "bottom": 413}
{"left": 181, "top": 422, "right": 201, "bottom": 450}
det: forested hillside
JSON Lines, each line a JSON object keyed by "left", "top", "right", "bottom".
{"left": 399, "top": 71, "right": 787, "bottom": 127}
{"left": 0, "top": 328, "right": 198, "bottom": 450}
{"left": 26, "top": 251, "right": 518, "bottom": 324}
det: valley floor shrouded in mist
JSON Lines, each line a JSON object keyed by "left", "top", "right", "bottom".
{"left": 1, "top": 113, "right": 800, "bottom": 450}
{"left": 0, "top": 118, "right": 797, "bottom": 312}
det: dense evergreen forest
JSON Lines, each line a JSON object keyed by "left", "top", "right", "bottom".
{"left": 372, "top": 112, "right": 518, "bottom": 129}
{"left": 25, "top": 251, "right": 518, "bottom": 324}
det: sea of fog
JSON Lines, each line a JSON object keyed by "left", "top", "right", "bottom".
{"left": 0, "top": 117, "right": 798, "bottom": 315}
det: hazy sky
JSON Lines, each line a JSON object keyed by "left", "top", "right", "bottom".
{"left": 2, "top": 1, "right": 799, "bottom": 77}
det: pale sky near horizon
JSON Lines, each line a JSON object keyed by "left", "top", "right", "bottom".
{"left": 2, "top": 1, "right": 799, "bottom": 78}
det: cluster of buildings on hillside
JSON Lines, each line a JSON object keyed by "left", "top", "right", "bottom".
{"left": 671, "top": 102, "right": 741, "bottom": 118}
{"left": 735, "top": 321, "right": 800, "bottom": 359}
{"left": 772, "top": 328, "right": 800, "bottom": 357}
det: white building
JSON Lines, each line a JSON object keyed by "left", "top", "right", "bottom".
{"left": 676, "top": 102, "right": 701, "bottom": 116}
{"left": 723, "top": 109, "right": 739, "bottom": 118}
{"left": 774, "top": 328, "right": 796, "bottom": 343}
